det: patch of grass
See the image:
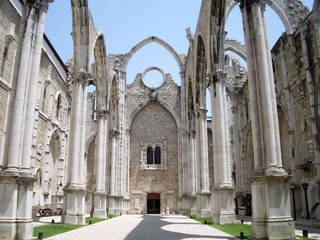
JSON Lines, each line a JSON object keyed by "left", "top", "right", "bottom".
{"left": 296, "top": 236, "right": 317, "bottom": 240}
{"left": 211, "top": 223, "right": 251, "bottom": 239}
{"left": 33, "top": 216, "right": 113, "bottom": 239}
{"left": 33, "top": 224, "right": 83, "bottom": 239}
{"left": 85, "top": 217, "right": 106, "bottom": 225}
{"left": 107, "top": 214, "right": 119, "bottom": 219}
{"left": 188, "top": 216, "right": 251, "bottom": 239}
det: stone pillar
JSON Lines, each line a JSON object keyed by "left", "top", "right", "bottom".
{"left": 197, "top": 108, "right": 211, "bottom": 217}
{"left": 0, "top": 1, "right": 52, "bottom": 239}
{"left": 92, "top": 110, "right": 109, "bottom": 218}
{"left": 240, "top": 1, "right": 295, "bottom": 239}
{"left": 109, "top": 130, "right": 120, "bottom": 215}
{"left": 210, "top": 79, "right": 235, "bottom": 224}
{"left": 21, "top": 3, "right": 49, "bottom": 170}
{"left": 62, "top": 75, "right": 88, "bottom": 225}
{"left": 189, "top": 130, "right": 198, "bottom": 216}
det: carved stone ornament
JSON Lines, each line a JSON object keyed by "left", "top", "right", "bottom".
{"left": 198, "top": 108, "right": 208, "bottom": 120}
{"left": 27, "top": 0, "right": 53, "bottom": 11}
{"left": 149, "top": 90, "right": 158, "bottom": 101}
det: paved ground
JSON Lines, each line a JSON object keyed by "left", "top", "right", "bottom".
{"left": 238, "top": 216, "right": 320, "bottom": 239}
{"left": 47, "top": 215, "right": 235, "bottom": 240}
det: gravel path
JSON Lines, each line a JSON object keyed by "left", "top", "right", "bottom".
{"left": 47, "top": 215, "right": 235, "bottom": 240}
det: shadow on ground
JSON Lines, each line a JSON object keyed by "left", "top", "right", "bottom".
{"left": 124, "top": 215, "right": 235, "bottom": 240}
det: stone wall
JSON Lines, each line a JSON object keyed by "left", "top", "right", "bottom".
{"left": 129, "top": 102, "right": 179, "bottom": 214}
{"left": 126, "top": 69, "right": 181, "bottom": 214}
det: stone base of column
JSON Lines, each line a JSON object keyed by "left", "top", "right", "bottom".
{"left": 189, "top": 195, "right": 198, "bottom": 216}
{"left": 122, "top": 198, "right": 130, "bottom": 214}
{"left": 196, "top": 192, "right": 211, "bottom": 218}
{"left": 251, "top": 175, "right": 295, "bottom": 239}
{"left": 179, "top": 195, "right": 194, "bottom": 215}
{"left": 108, "top": 196, "right": 124, "bottom": 215}
{"left": 0, "top": 172, "right": 34, "bottom": 240}
{"left": 92, "top": 192, "right": 107, "bottom": 219}
{"left": 62, "top": 185, "right": 86, "bottom": 225}
{"left": 212, "top": 186, "right": 235, "bottom": 225}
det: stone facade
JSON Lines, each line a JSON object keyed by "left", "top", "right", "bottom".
{"left": 127, "top": 73, "right": 180, "bottom": 214}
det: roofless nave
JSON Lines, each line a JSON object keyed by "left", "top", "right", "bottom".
{"left": 0, "top": 0, "right": 319, "bottom": 239}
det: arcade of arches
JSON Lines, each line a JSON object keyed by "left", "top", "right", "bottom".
{"left": 0, "top": 0, "right": 319, "bottom": 239}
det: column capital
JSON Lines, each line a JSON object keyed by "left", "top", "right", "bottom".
{"left": 72, "top": 72, "right": 91, "bottom": 86}
{"left": 110, "top": 129, "right": 120, "bottom": 138}
{"left": 198, "top": 108, "right": 208, "bottom": 120}
{"left": 27, "top": 0, "right": 54, "bottom": 12}
{"left": 96, "top": 110, "right": 109, "bottom": 119}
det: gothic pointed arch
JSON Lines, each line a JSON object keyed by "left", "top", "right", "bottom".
{"left": 128, "top": 98, "right": 180, "bottom": 130}
{"left": 92, "top": 33, "right": 108, "bottom": 111}
{"left": 121, "top": 36, "right": 184, "bottom": 73}
{"left": 187, "top": 76, "right": 196, "bottom": 131}
{"left": 108, "top": 76, "right": 119, "bottom": 131}
{"left": 225, "top": 0, "right": 309, "bottom": 34}
{"left": 195, "top": 34, "right": 207, "bottom": 109}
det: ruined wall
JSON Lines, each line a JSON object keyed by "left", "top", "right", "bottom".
{"left": 126, "top": 70, "right": 181, "bottom": 214}
{"left": 270, "top": 12, "right": 320, "bottom": 218}
{"left": 129, "top": 102, "right": 179, "bottom": 214}
{"left": 234, "top": 11, "right": 320, "bottom": 219}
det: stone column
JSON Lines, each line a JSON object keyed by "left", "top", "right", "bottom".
{"left": 210, "top": 78, "right": 235, "bottom": 224}
{"left": 197, "top": 109, "right": 211, "bottom": 217}
{"left": 240, "top": 1, "right": 294, "bottom": 239}
{"left": 62, "top": 75, "right": 87, "bottom": 225}
{"left": 22, "top": 2, "right": 50, "bottom": 170}
{"left": 189, "top": 130, "right": 198, "bottom": 216}
{"left": 92, "top": 110, "right": 109, "bottom": 218}
{"left": 123, "top": 129, "right": 131, "bottom": 211}
{"left": 109, "top": 129, "right": 119, "bottom": 215}
{"left": 0, "top": 1, "right": 53, "bottom": 239}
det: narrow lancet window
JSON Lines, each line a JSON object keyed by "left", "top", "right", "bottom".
{"left": 155, "top": 146, "right": 161, "bottom": 164}
{"left": 147, "top": 146, "right": 153, "bottom": 164}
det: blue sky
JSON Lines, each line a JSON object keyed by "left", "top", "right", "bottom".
{"left": 45, "top": 0, "right": 314, "bottom": 91}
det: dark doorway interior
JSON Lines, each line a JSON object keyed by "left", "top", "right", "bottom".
{"left": 147, "top": 193, "right": 160, "bottom": 214}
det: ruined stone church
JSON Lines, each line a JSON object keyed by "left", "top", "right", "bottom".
{"left": 0, "top": 0, "right": 319, "bottom": 239}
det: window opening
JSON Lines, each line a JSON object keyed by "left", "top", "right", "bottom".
{"left": 147, "top": 146, "right": 153, "bottom": 164}
{"left": 155, "top": 146, "right": 161, "bottom": 164}
{"left": 0, "top": 40, "right": 9, "bottom": 77}
{"left": 56, "top": 94, "right": 61, "bottom": 118}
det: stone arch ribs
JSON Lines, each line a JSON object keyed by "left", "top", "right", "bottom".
{"left": 121, "top": 36, "right": 184, "bottom": 73}
{"left": 225, "top": 0, "right": 309, "bottom": 34}
{"left": 224, "top": 40, "right": 247, "bottom": 61}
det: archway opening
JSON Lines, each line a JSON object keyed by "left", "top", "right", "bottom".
{"left": 225, "top": 2, "right": 286, "bottom": 50}
{"left": 126, "top": 42, "right": 181, "bottom": 86}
